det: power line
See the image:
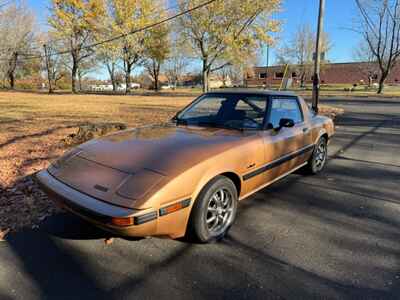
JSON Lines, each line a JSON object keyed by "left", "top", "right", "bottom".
{"left": 0, "top": 0, "right": 215, "bottom": 61}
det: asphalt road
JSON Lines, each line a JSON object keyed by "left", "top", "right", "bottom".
{"left": 1, "top": 96, "right": 400, "bottom": 300}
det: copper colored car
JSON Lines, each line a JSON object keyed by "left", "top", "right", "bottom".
{"left": 37, "top": 90, "right": 334, "bottom": 243}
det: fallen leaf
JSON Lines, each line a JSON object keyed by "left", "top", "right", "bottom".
{"left": 0, "top": 228, "right": 10, "bottom": 241}
{"left": 104, "top": 237, "right": 114, "bottom": 245}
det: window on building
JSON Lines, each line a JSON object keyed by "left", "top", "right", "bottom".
{"left": 259, "top": 73, "right": 267, "bottom": 79}
{"left": 275, "top": 72, "right": 284, "bottom": 79}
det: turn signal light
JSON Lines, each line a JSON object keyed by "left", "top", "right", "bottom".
{"left": 111, "top": 217, "right": 134, "bottom": 227}
{"left": 159, "top": 199, "right": 191, "bottom": 216}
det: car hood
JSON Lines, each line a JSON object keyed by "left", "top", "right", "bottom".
{"left": 76, "top": 124, "right": 252, "bottom": 176}
{"left": 48, "top": 124, "right": 257, "bottom": 208}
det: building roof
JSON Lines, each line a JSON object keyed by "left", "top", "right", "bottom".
{"left": 254, "top": 61, "right": 375, "bottom": 70}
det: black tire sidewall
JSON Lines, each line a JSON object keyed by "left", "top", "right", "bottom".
{"left": 190, "top": 176, "right": 238, "bottom": 243}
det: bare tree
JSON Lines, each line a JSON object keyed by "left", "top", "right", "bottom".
{"left": 353, "top": 40, "right": 380, "bottom": 87}
{"left": 276, "top": 24, "right": 331, "bottom": 88}
{"left": 355, "top": 0, "right": 400, "bottom": 93}
{"left": 163, "top": 44, "right": 189, "bottom": 87}
{"left": 0, "top": 2, "right": 36, "bottom": 89}
{"left": 42, "top": 35, "right": 70, "bottom": 93}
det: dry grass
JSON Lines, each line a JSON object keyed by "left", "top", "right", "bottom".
{"left": 0, "top": 91, "right": 343, "bottom": 232}
{"left": 0, "top": 91, "right": 193, "bottom": 186}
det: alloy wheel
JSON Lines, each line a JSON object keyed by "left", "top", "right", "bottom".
{"left": 205, "top": 188, "right": 234, "bottom": 236}
{"left": 314, "top": 142, "right": 327, "bottom": 171}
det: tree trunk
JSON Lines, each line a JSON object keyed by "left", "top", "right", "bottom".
{"left": 111, "top": 75, "right": 117, "bottom": 92}
{"left": 43, "top": 45, "right": 54, "bottom": 94}
{"left": 153, "top": 62, "right": 160, "bottom": 91}
{"left": 107, "top": 63, "right": 117, "bottom": 92}
{"left": 7, "top": 52, "right": 18, "bottom": 90}
{"left": 78, "top": 72, "right": 82, "bottom": 92}
{"left": 377, "top": 71, "right": 388, "bottom": 94}
{"left": 71, "top": 60, "right": 78, "bottom": 94}
{"left": 300, "top": 73, "right": 306, "bottom": 88}
{"left": 125, "top": 62, "right": 132, "bottom": 95}
{"left": 202, "top": 60, "right": 210, "bottom": 92}
{"left": 7, "top": 71, "right": 15, "bottom": 90}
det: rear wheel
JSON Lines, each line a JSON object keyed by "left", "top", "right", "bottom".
{"left": 305, "top": 136, "right": 328, "bottom": 175}
{"left": 189, "top": 176, "right": 238, "bottom": 243}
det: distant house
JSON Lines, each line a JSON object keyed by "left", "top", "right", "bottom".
{"left": 245, "top": 62, "right": 400, "bottom": 87}
{"left": 139, "top": 74, "right": 168, "bottom": 89}
{"left": 180, "top": 74, "right": 202, "bottom": 87}
{"left": 117, "top": 83, "right": 141, "bottom": 91}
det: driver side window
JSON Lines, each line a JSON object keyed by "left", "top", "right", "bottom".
{"left": 269, "top": 98, "right": 303, "bottom": 129}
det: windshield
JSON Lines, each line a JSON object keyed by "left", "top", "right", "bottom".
{"left": 175, "top": 93, "right": 268, "bottom": 130}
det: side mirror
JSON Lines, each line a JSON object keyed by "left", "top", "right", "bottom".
{"left": 277, "top": 118, "right": 295, "bottom": 130}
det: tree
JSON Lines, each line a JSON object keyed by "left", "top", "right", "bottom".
{"left": 48, "top": 0, "right": 105, "bottom": 93}
{"left": 0, "top": 1, "right": 36, "bottom": 89}
{"left": 144, "top": 11, "right": 170, "bottom": 91}
{"left": 353, "top": 40, "right": 380, "bottom": 88}
{"left": 77, "top": 57, "right": 98, "bottom": 90}
{"left": 163, "top": 42, "right": 189, "bottom": 87}
{"left": 276, "top": 24, "right": 331, "bottom": 88}
{"left": 355, "top": 0, "right": 400, "bottom": 94}
{"left": 110, "top": 0, "right": 157, "bottom": 94}
{"left": 177, "top": 0, "right": 281, "bottom": 92}
{"left": 94, "top": 3, "right": 121, "bottom": 92}
{"left": 42, "top": 34, "right": 70, "bottom": 93}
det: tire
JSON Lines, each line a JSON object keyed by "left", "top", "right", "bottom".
{"left": 304, "top": 136, "right": 328, "bottom": 175}
{"left": 189, "top": 176, "right": 238, "bottom": 243}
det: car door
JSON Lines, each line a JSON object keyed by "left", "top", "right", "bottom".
{"left": 261, "top": 96, "right": 313, "bottom": 183}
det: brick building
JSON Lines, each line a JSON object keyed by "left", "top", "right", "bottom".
{"left": 245, "top": 62, "right": 400, "bottom": 87}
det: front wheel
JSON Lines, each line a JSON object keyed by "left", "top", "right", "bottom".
{"left": 189, "top": 176, "right": 238, "bottom": 243}
{"left": 305, "top": 136, "right": 328, "bottom": 175}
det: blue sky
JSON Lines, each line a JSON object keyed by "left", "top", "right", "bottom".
{"left": 265, "top": 0, "right": 360, "bottom": 64}
{"left": 28, "top": 0, "right": 361, "bottom": 70}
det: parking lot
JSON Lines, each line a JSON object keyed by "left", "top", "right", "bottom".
{"left": 0, "top": 96, "right": 399, "bottom": 300}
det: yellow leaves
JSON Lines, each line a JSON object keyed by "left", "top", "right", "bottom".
{"left": 49, "top": 0, "right": 106, "bottom": 38}
{"left": 178, "top": 0, "right": 282, "bottom": 67}
{"left": 109, "top": 0, "right": 164, "bottom": 58}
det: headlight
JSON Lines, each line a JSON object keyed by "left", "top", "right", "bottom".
{"left": 52, "top": 148, "right": 82, "bottom": 169}
{"left": 116, "top": 169, "right": 165, "bottom": 200}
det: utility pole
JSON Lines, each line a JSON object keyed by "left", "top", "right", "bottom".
{"left": 265, "top": 44, "right": 270, "bottom": 89}
{"left": 312, "top": 0, "right": 325, "bottom": 114}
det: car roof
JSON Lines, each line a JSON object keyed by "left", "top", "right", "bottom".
{"left": 205, "top": 89, "right": 297, "bottom": 97}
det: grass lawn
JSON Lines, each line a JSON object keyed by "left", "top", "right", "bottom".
{"left": 0, "top": 91, "right": 342, "bottom": 233}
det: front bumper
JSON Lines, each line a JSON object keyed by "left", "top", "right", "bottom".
{"left": 36, "top": 170, "right": 158, "bottom": 237}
